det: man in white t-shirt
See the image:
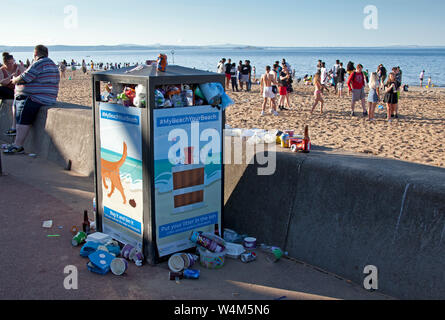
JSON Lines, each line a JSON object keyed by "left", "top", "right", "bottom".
{"left": 320, "top": 62, "right": 328, "bottom": 92}
{"left": 419, "top": 70, "right": 425, "bottom": 87}
{"left": 217, "top": 58, "right": 226, "bottom": 74}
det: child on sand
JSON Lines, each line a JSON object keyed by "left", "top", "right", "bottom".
{"left": 311, "top": 73, "right": 328, "bottom": 114}
{"left": 367, "top": 72, "right": 379, "bottom": 121}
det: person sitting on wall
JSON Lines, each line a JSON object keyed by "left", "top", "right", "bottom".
{"left": 0, "top": 52, "right": 26, "bottom": 136}
{"left": 3, "top": 45, "right": 60, "bottom": 155}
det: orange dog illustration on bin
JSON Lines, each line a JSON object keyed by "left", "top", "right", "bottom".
{"left": 102, "top": 142, "right": 127, "bottom": 204}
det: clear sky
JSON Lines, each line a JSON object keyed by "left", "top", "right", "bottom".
{"left": 2, "top": 0, "right": 445, "bottom": 47}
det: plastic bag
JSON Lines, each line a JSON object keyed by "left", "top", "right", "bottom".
{"left": 155, "top": 89, "right": 165, "bottom": 107}
{"left": 247, "top": 133, "right": 263, "bottom": 145}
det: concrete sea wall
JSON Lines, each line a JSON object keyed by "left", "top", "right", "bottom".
{"left": 2, "top": 99, "right": 445, "bottom": 299}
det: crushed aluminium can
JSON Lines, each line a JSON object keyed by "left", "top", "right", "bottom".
{"left": 183, "top": 269, "right": 200, "bottom": 279}
{"left": 240, "top": 252, "right": 257, "bottom": 263}
{"left": 71, "top": 231, "right": 87, "bottom": 246}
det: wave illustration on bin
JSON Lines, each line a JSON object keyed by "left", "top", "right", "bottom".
{"left": 172, "top": 147, "right": 205, "bottom": 214}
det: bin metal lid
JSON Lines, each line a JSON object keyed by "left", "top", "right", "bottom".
{"left": 93, "top": 65, "right": 219, "bottom": 79}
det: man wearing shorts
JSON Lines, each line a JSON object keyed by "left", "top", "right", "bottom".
{"left": 260, "top": 66, "right": 279, "bottom": 116}
{"left": 347, "top": 64, "right": 367, "bottom": 117}
{"left": 239, "top": 62, "right": 250, "bottom": 91}
{"left": 337, "top": 62, "right": 346, "bottom": 97}
{"left": 4, "top": 45, "right": 60, "bottom": 154}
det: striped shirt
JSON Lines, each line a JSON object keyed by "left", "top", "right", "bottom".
{"left": 15, "top": 57, "right": 60, "bottom": 105}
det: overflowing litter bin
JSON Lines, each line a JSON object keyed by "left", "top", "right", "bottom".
{"left": 92, "top": 64, "right": 227, "bottom": 264}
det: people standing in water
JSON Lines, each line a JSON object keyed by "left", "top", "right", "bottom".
{"left": 310, "top": 72, "right": 328, "bottom": 114}
{"left": 419, "top": 70, "right": 425, "bottom": 87}
{"left": 367, "top": 72, "right": 380, "bottom": 122}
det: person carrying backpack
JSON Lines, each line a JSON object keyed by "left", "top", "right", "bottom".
{"left": 347, "top": 64, "right": 368, "bottom": 117}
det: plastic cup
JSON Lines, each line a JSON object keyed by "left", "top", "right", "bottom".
{"left": 168, "top": 254, "right": 185, "bottom": 272}
{"left": 110, "top": 258, "right": 128, "bottom": 276}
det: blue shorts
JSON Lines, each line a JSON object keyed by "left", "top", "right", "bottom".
{"left": 15, "top": 96, "right": 43, "bottom": 125}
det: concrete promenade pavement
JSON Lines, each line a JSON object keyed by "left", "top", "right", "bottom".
{"left": 0, "top": 143, "right": 393, "bottom": 300}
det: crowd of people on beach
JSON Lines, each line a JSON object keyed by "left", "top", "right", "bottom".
{"left": 216, "top": 56, "right": 427, "bottom": 123}
{"left": 0, "top": 45, "right": 438, "bottom": 156}
{"left": 217, "top": 58, "right": 296, "bottom": 116}
{"left": 57, "top": 59, "right": 133, "bottom": 79}
{"left": 309, "top": 60, "right": 406, "bottom": 122}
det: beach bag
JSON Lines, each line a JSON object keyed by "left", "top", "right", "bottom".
{"left": 287, "top": 83, "right": 293, "bottom": 93}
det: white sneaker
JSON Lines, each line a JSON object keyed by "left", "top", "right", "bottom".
{"left": 273, "top": 111, "right": 279, "bottom": 116}
{"left": 261, "top": 111, "right": 266, "bottom": 116}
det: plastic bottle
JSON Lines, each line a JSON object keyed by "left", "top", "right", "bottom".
{"left": 303, "top": 125, "right": 310, "bottom": 153}
{"left": 190, "top": 231, "right": 225, "bottom": 253}
{"left": 157, "top": 54, "right": 168, "bottom": 72}
{"left": 259, "top": 244, "right": 288, "bottom": 263}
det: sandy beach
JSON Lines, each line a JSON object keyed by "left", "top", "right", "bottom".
{"left": 58, "top": 70, "right": 445, "bottom": 168}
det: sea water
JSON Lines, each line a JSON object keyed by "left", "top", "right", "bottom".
{"left": 12, "top": 47, "right": 445, "bottom": 86}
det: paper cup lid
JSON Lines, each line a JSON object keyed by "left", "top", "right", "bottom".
{"left": 244, "top": 237, "right": 256, "bottom": 242}
{"left": 168, "top": 254, "right": 185, "bottom": 272}
{"left": 110, "top": 258, "right": 127, "bottom": 276}
{"left": 181, "top": 253, "right": 191, "bottom": 268}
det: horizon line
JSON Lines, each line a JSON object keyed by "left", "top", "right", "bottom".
{"left": 1, "top": 44, "right": 445, "bottom": 49}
